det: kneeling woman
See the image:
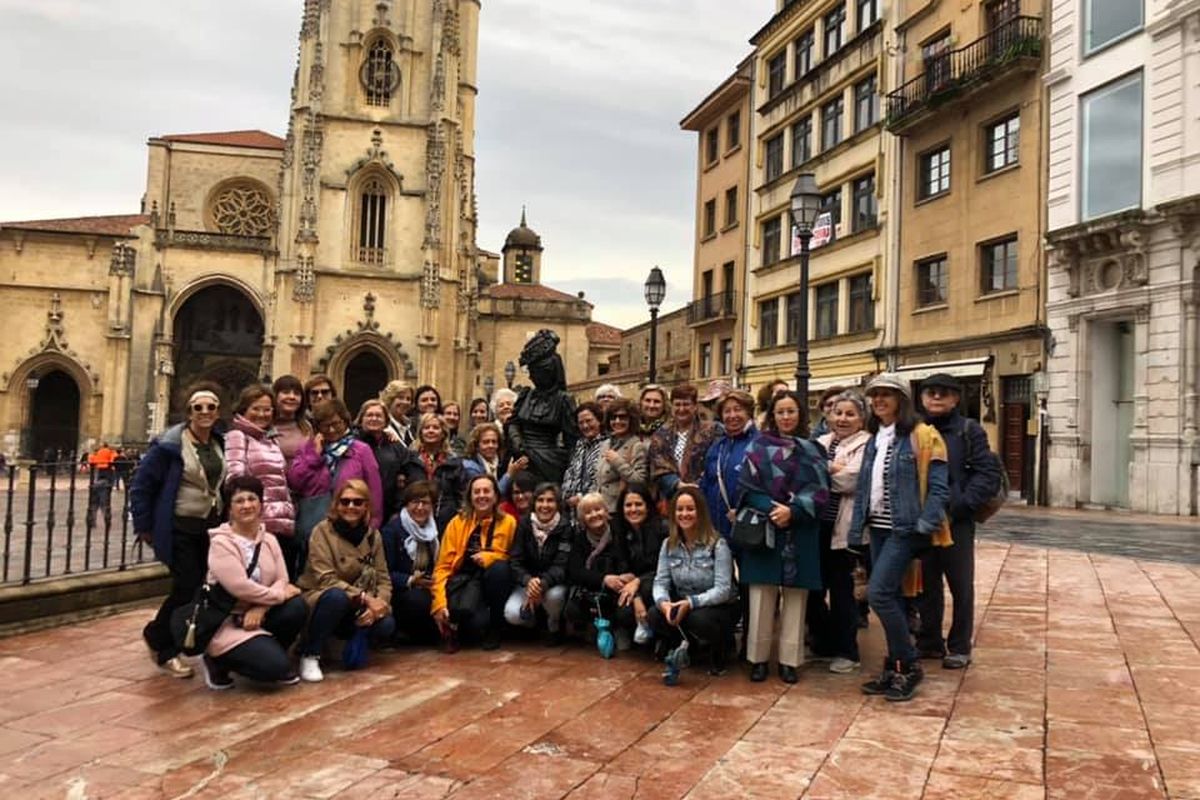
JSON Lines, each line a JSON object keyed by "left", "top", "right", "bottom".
{"left": 202, "top": 476, "right": 306, "bottom": 689}
{"left": 505, "top": 483, "right": 572, "bottom": 638}
{"left": 381, "top": 481, "right": 442, "bottom": 644}
{"left": 431, "top": 474, "right": 517, "bottom": 651}
{"left": 566, "top": 493, "right": 631, "bottom": 648}
{"left": 648, "top": 486, "right": 738, "bottom": 675}
{"left": 297, "top": 479, "right": 394, "bottom": 682}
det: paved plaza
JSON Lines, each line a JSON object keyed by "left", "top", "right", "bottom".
{"left": 0, "top": 517, "right": 1197, "bottom": 798}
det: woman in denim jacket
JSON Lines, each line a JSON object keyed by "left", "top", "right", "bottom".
{"left": 848, "top": 373, "right": 950, "bottom": 702}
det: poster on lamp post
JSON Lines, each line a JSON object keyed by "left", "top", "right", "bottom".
{"left": 793, "top": 211, "right": 833, "bottom": 255}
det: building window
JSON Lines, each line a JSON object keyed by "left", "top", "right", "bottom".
{"left": 985, "top": 112, "right": 1020, "bottom": 173}
{"left": 513, "top": 253, "right": 534, "bottom": 283}
{"left": 699, "top": 342, "right": 712, "bottom": 378}
{"left": 759, "top": 298, "right": 779, "bottom": 348}
{"left": 363, "top": 39, "right": 399, "bottom": 106}
{"left": 848, "top": 273, "right": 874, "bottom": 332}
{"left": 821, "top": 96, "right": 844, "bottom": 151}
{"left": 722, "top": 261, "right": 734, "bottom": 292}
{"left": 919, "top": 145, "right": 951, "bottom": 200}
{"left": 706, "top": 128, "right": 719, "bottom": 165}
{"left": 785, "top": 292, "right": 803, "bottom": 344}
{"left": 794, "top": 30, "right": 814, "bottom": 77}
{"left": 720, "top": 339, "right": 733, "bottom": 375}
{"left": 726, "top": 111, "right": 741, "bottom": 150}
{"left": 791, "top": 117, "right": 812, "bottom": 168}
{"left": 824, "top": 4, "right": 846, "bottom": 57}
{"left": 916, "top": 255, "right": 949, "bottom": 307}
{"left": 703, "top": 199, "right": 717, "bottom": 238}
{"left": 762, "top": 216, "right": 782, "bottom": 265}
{"left": 854, "top": 75, "right": 878, "bottom": 132}
{"left": 725, "top": 187, "right": 739, "bottom": 227}
{"left": 981, "top": 236, "right": 1019, "bottom": 294}
{"left": 820, "top": 189, "right": 842, "bottom": 244}
{"left": 852, "top": 173, "right": 877, "bottom": 232}
{"left": 857, "top": 0, "right": 879, "bottom": 31}
{"left": 1082, "top": 72, "right": 1143, "bottom": 220}
{"left": 923, "top": 32, "right": 953, "bottom": 92}
{"left": 765, "top": 133, "right": 785, "bottom": 182}
{"left": 768, "top": 51, "right": 787, "bottom": 98}
{"left": 815, "top": 283, "right": 839, "bottom": 339}
{"left": 357, "top": 176, "right": 388, "bottom": 264}
{"left": 210, "top": 182, "right": 273, "bottom": 236}
{"left": 1084, "top": 0, "right": 1143, "bottom": 54}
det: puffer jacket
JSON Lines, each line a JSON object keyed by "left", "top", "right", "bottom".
{"left": 224, "top": 415, "right": 295, "bottom": 537}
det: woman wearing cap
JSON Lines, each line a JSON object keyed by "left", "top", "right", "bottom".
{"left": 811, "top": 390, "right": 872, "bottom": 674}
{"left": 595, "top": 398, "right": 648, "bottom": 513}
{"left": 738, "top": 390, "right": 829, "bottom": 684}
{"left": 849, "top": 372, "right": 950, "bottom": 702}
{"left": 131, "top": 381, "right": 228, "bottom": 679}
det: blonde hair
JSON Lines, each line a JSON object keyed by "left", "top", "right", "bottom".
{"left": 411, "top": 411, "right": 450, "bottom": 455}
{"left": 667, "top": 486, "right": 719, "bottom": 550}
{"left": 465, "top": 421, "right": 502, "bottom": 459}
{"left": 575, "top": 492, "right": 609, "bottom": 526}
{"left": 355, "top": 398, "right": 389, "bottom": 427}
{"left": 379, "top": 380, "right": 414, "bottom": 409}
{"left": 328, "top": 478, "right": 373, "bottom": 524}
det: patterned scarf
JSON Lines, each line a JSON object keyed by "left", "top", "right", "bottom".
{"left": 740, "top": 431, "right": 830, "bottom": 522}
{"left": 322, "top": 433, "right": 355, "bottom": 472}
{"left": 584, "top": 523, "right": 612, "bottom": 571}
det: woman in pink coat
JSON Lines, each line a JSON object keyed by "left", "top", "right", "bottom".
{"left": 288, "top": 398, "right": 384, "bottom": 530}
{"left": 201, "top": 475, "right": 306, "bottom": 689}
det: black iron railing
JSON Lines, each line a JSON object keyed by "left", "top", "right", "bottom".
{"left": 886, "top": 16, "right": 1042, "bottom": 128}
{"left": 1, "top": 462, "right": 148, "bottom": 586}
{"left": 687, "top": 291, "right": 739, "bottom": 325}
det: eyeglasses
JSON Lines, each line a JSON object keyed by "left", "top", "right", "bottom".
{"left": 309, "top": 388, "right": 333, "bottom": 398}
{"left": 338, "top": 497, "right": 367, "bottom": 508}
{"left": 610, "top": 413, "right": 630, "bottom": 421}
{"left": 408, "top": 498, "right": 432, "bottom": 507}
{"left": 922, "top": 387, "right": 954, "bottom": 398}
{"left": 191, "top": 404, "right": 218, "bottom": 413}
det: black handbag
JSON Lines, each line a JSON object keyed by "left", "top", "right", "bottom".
{"left": 731, "top": 507, "right": 770, "bottom": 550}
{"left": 171, "top": 542, "right": 262, "bottom": 656}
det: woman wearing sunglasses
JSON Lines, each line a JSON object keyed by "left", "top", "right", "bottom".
{"left": 131, "top": 381, "right": 228, "bottom": 680}
{"left": 296, "top": 479, "right": 394, "bottom": 682}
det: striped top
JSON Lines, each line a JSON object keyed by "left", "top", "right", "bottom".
{"left": 821, "top": 438, "right": 841, "bottom": 522}
{"left": 868, "top": 427, "right": 895, "bottom": 530}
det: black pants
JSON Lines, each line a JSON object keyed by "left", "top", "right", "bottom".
{"left": 611, "top": 579, "right": 655, "bottom": 633}
{"left": 806, "top": 520, "right": 861, "bottom": 661}
{"left": 143, "top": 527, "right": 209, "bottom": 662}
{"left": 215, "top": 596, "right": 307, "bottom": 681}
{"left": 447, "top": 560, "right": 512, "bottom": 642}
{"left": 276, "top": 535, "right": 302, "bottom": 583}
{"left": 393, "top": 586, "right": 439, "bottom": 644}
{"left": 647, "top": 600, "right": 738, "bottom": 667}
{"left": 303, "top": 588, "right": 397, "bottom": 656}
{"left": 917, "top": 522, "right": 976, "bottom": 656}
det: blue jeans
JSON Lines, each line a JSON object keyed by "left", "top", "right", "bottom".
{"left": 868, "top": 527, "right": 919, "bottom": 664}
{"left": 303, "top": 588, "right": 396, "bottom": 656}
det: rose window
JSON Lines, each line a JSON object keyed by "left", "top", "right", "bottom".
{"left": 211, "top": 185, "right": 273, "bottom": 236}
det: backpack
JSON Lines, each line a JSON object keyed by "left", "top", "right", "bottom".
{"left": 960, "top": 418, "right": 1007, "bottom": 523}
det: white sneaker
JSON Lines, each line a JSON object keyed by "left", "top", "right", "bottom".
{"left": 829, "top": 657, "right": 861, "bottom": 674}
{"left": 634, "top": 621, "right": 653, "bottom": 645}
{"left": 299, "top": 655, "right": 324, "bottom": 683}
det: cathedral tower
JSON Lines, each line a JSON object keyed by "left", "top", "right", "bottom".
{"left": 277, "top": 0, "right": 481, "bottom": 407}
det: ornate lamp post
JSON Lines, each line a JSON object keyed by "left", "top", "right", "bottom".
{"left": 504, "top": 360, "right": 517, "bottom": 389}
{"left": 644, "top": 266, "right": 667, "bottom": 383}
{"left": 789, "top": 173, "right": 823, "bottom": 402}
{"left": 483, "top": 375, "right": 495, "bottom": 401}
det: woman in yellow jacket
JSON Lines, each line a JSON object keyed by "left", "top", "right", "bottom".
{"left": 431, "top": 473, "right": 517, "bottom": 651}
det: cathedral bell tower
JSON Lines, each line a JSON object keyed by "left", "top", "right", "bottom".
{"left": 276, "top": 0, "right": 481, "bottom": 403}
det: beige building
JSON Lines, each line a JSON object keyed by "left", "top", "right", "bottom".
{"left": 0, "top": 0, "right": 485, "bottom": 455}
{"left": 680, "top": 60, "right": 752, "bottom": 386}
{"left": 885, "top": 0, "right": 1046, "bottom": 499}
{"left": 569, "top": 306, "right": 692, "bottom": 404}
{"left": 743, "top": 0, "right": 889, "bottom": 403}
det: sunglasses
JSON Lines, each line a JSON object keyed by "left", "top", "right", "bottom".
{"left": 309, "top": 388, "right": 333, "bottom": 398}
{"left": 191, "top": 403, "right": 218, "bottom": 413}
{"left": 610, "top": 413, "right": 630, "bottom": 421}
{"left": 338, "top": 497, "right": 367, "bottom": 508}
{"left": 922, "top": 387, "right": 955, "bottom": 398}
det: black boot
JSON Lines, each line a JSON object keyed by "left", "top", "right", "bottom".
{"left": 861, "top": 658, "right": 897, "bottom": 695}
{"left": 885, "top": 660, "right": 924, "bottom": 702}
{"left": 778, "top": 664, "right": 799, "bottom": 684}
{"left": 749, "top": 662, "right": 769, "bottom": 682}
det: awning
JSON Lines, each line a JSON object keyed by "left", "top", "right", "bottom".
{"left": 807, "top": 375, "right": 865, "bottom": 393}
{"left": 894, "top": 357, "right": 990, "bottom": 383}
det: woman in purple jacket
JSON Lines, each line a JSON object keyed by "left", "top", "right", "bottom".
{"left": 288, "top": 399, "right": 384, "bottom": 531}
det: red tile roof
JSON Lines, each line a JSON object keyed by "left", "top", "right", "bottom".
{"left": 586, "top": 322, "right": 622, "bottom": 346}
{"left": 486, "top": 283, "right": 588, "bottom": 304}
{"left": 0, "top": 214, "right": 150, "bottom": 237}
{"left": 158, "top": 130, "right": 286, "bottom": 151}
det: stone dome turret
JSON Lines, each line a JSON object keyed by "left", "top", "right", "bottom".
{"left": 503, "top": 207, "right": 543, "bottom": 251}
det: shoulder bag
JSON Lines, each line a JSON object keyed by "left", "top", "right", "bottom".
{"left": 170, "top": 542, "right": 262, "bottom": 656}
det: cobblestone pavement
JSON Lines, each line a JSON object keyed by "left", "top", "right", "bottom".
{"left": 0, "top": 537, "right": 1198, "bottom": 798}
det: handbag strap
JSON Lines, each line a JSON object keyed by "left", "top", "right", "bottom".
{"left": 245, "top": 542, "right": 263, "bottom": 576}
{"left": 716, "top": 439, "right": 732, "bottom": 510}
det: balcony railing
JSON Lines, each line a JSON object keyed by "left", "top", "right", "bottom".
{"left": 687, "top": 291, "right": 739, "bottom": 325}
{"left": 885, "top": 16, "right": 1042, "bottom": 131}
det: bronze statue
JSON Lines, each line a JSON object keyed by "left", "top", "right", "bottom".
{"left": 506, "top": 329, "right": 578, "bottom": 485}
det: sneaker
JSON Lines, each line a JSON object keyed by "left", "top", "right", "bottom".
{"left": 860, "top": 659, "right": 896, "bottom": 695}
{"left": 829, "top": 657, "right": 861, "bottom": 674}
{"left": 943, "top": 653, "right": 972, "bottom": 670}
{"left": 277, "top": 671, "right": 301, "bottom": 686}
{"left": 633, "top": 621, "right": 653, "bottom": 645}
{"left": 885, "top": 661, "right": 925, "bottom": 702}
{"left": 662, "top": 640, "right": 690, "bottom": 686}
{"left": 200, "top": 656, "right": 233, "bottom": 691}
{"left": 159, "top": 655, "right": 195, "bottom": 679}
{"left": 299, "top": 655, "right": 324, "bottom": 683}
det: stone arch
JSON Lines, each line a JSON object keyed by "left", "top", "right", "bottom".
{"left": 167, "top": 274, "right": 266, "bottom": 323}
{"left": 4, "top": 352, "right": 97, "bottom": 458}
{"left": 346, "top": 166, "right": 398, "bottom": 266}
{"left": 203, "top": 177, "right": 276, "bottom": 237}
{"left": 360, "top": 29, "right": 402, "bottom": 107}
{"left": 341, "top": 346, "right": 392, "bottom": 418}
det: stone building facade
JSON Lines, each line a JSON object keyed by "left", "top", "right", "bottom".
{"left": 1044, "top": 1, "right": 1200, "bottom": 513}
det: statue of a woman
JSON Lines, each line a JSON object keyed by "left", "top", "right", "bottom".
{"left": 505, "top": 329, "right": 578, "bottom": 485}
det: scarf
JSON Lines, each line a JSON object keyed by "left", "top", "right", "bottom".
{"left": 322, "top": 433, "right": 355, "bottom": 472}
{"left": 639, "top": 417, "right": 665, "bottom": 438}
{"left": 584, "top": 523, "right": 612, "bottom": 571}
{"left": 530, "top": 511, "right": 561, "bottom": 547}
{"left": 476, "top": 454, "right": 499, "bottom": 478}
{"left": 739, "top": 430, "right": 830, "bottom": 526}
{"left": 333, "top": 517, "right": 368, "bottom": 547}
{"left": 399, "top": 508, "right": 439, "bottom": 562}
{"left": 419, "top": 449, "right": 446, "bottom": 480}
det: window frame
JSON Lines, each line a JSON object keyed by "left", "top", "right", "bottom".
{"left": 765, "top": 133, "right": 785, "bottom": 183}
{"left": 699, "top": 342, "right": 713, "bottom": 378}
{"left": 768, "top": 51, "right": 788, "bottom": 98}
{"left": 984, "top": 111, "right": 1021, "bottom": 174}
{"left": 820, "top": 188, "right": 842, "bottom": 244}
{"left": 1081, "top": 71, "right": 1143, "bottom": 221}
{"left": 356, "top": 173, "right": 390, "bottom": 265}
{"left": 854, "top": 74, "right": 878, "bottom": 133}
{"left": 791, "top": 116, "right": 813, "bottom": 168}
{"left": 720, "top": 338, "right": 734, "bottom": 376}
{"left": 762, "top": 215, "right": 782, "bottom": 265}
{"left": 759, "top": 298, "right": 780, "bottom": 348}
{"left": 848, "top": 273, "right": 874, "bottom": 332}
{"left": 726, "top": 111, "right": 741, "bottom": 151}
{"left": 363, "top": 38, "right": 398, "bottom": 107}
{"left": 915, "top": 254, "right": 949, "bottom": 308}
{"left": 918, "top": 143, "right": 952, "bottom": 201}
{"left": 857, "top": 0, "right": 879, "bottom": 32}
{"left": 821, "top": 96, "right": 844, "bottom": 152}
{"left": 785, "top": 292, "right": 803, "bottom": 344}
{"left": 1083, "top": 0, "right": 1145, "bottom": 56}
{"left": 705, "top": 127, "right": 720, "bottom": 166}
{"left": 851, "top": 173, "right": 877, "bottom": 233}
{"left": 724, "top": 187, "right": 739, "bottom": 228}
{"left": 815, "top": 282, "right": 839, "bottom": 340}
{"left": 794, "top": 30, "right": 815, "bottom": 78}
{"left": 824, "top": 4, "right": 846, "bottom": 57}
{"left": 980, "top": 235, "right": 1019, "bottom": 295}
{"left": 703, "top": 199, "right": 717, "bottom": 238}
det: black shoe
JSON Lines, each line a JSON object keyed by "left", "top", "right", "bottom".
{"left": 861, "top": 658, "right": 897, "bottom": 695}
{"left": 201, "top": 656, "right": 233, "bottom": 691}
{"left": 885, "top": 661, "right": 924, "bottom": 702}
{"left": 749, "top": 662, "right": 769, "bottom": 682}
{"left": 917, "top": 646, "right": 946, "bottom": 660}
{"left": 779, "top": 664, "right": 799, "bottom": 684}
{"left": 481, "top": 628, "right": 501, "bottom": 651}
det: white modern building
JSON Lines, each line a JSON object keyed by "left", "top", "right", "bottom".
{"left": 1044, "top": 0, "right": 1200, "bottom": 514}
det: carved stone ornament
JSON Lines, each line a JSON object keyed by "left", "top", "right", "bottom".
{"left": 421, "top": 259, "right": 441, "bottom": 309}
{"left": 211, "top": 183, "right": 274, "bottom": 236}
{"left": 109, "top": 242, "right": 136, "bottom": 276}
{"left": 346, "top": 128, "right": 403, "bottom": 186}
{"left": 293, "top": 255, "right": 315, "bottom": 303}
{"left": 423, "top": 122, "right": 445, "bottom": 251}
{"left": 3, "top": 293, "right": 102, "bottom": 389}
{"left": 1047, "top": 217, "right": 1150, "bottom": 298}
{"left": 315, "top": 292, "right": 418, "bottom": 378}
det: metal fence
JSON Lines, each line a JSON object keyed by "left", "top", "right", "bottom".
{"left": 1, "top": 462, "right": 150, "bottom": 586}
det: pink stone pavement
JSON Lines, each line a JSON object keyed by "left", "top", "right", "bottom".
{"left": 0, "top": 540, "right": 1198, "bottom": 798}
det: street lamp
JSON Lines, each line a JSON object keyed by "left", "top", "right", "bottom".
{"left": 644, "top": 266, "right": 667, "bottom": 383}
{"left": 789, "top": 172, "right": 822, "bottom": 402}
{"left": 23, "top": 374, "right": 39, "bottom": 458}
{"left": 504, "top": 360, "right": 516, "bottom": 389}
{"left": 483, "top": 375, "right": 495, "bottom": 401}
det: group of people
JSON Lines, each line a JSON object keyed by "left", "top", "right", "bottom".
{"left": 130, "top": 330, "right": 1001, "bottom": 703}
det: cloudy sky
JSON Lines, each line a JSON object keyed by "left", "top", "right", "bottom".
{"left": 0, "top": 0, "right": 762, "bottom": 328}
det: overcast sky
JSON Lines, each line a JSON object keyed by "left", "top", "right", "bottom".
{"left": 0, "top": 0, "right": 761, "bottom": 328}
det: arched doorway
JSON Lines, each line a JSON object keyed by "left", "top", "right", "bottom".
{"left": 343, "top": 350, "right": 390, "bottom": 417}
{"left": 171, "top": 284, "right": 264, "bottom": 421}
{"left": 29, "top": 370, "right": 81, "bottom": 461}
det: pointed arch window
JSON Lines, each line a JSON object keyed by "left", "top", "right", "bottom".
{"left": 362, "top": 39, "right": 399, "bottom": 107}
{"left": 357, "top": 176, "right": 388, "bottom": 265}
